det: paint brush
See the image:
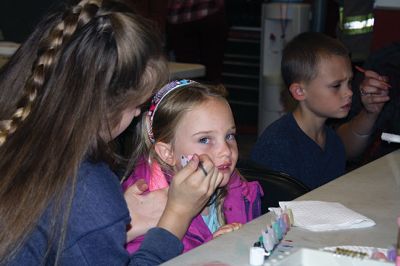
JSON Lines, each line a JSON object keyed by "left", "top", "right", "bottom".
{"left": 354, "top": 65, "right": 366, "bottom": 74}
{"left": 198, "top": 161, "right": 208, "bottom": 176}
{"left": 355, "top": 65, "right": 392, "bottom": 88}
{"left": 180, "top": 155, "right": 207, "bottom": 176}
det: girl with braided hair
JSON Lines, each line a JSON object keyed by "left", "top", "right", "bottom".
{"left": 0, "top": 0, "right": 223, "bottom": 264}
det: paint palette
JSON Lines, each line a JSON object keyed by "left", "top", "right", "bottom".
{"left": 264, "top": 248, "right": 393, "bottom": 266}
{"left": 322, "top": 246, "right": 389, "bottom": 259}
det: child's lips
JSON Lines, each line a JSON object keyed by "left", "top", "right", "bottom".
{"left": 217, "top": 163, "right": 231, "bottom": 171}
{"left": 342, "top": 103, "right": 352, "bottom": 110}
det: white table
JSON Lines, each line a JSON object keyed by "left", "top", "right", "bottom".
{"left": 0, "top": 41, "right": 19, "bottom": 56}
{"left": 0, "top": 47, "right": 206, "bottom": 80}
{"left": 168, "top": 62, "right": 205, "bottom": 79}
{"left": 162, "top": 149, "right": 400, "bottom": 265}
{"left": 0, "top": 41, "right": 19, "bottom": 68}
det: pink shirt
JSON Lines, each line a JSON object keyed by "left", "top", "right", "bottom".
{"left": 123, "top": 157, "right": 263, "bottom": 253}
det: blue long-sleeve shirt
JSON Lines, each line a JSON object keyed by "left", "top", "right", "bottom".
{"left": 8, "top": 160, "right": 183, "bottom": 265}
{"left": 251, "top": 113, "right": 345, "bottom": 189}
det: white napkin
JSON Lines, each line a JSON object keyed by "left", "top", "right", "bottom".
{"left": 271, "top": 201, "right": 376, "bottom": 232}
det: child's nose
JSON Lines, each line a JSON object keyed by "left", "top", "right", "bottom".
{"left": 345, "top": 84, "right": 353, "bottom": 98}
{"left": 218, "top": 141, "right": 232, "bottom": 157}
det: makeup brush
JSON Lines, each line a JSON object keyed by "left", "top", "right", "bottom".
{"left": 355, "top": 65, "right": 391, "bottom": 88}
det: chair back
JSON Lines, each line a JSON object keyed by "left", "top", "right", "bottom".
{"left": 237, "top": 159, "right": 310, "bottom": 214}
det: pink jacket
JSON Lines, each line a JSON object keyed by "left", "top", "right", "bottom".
{"left": 122, "top": 158, "right": 263, "bottom": 253}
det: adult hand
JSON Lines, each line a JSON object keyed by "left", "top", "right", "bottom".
{"left": 359, "top": 69, "right": 390, "bottom": 114}
{"left": 338, "top": 69, "right": 391, "bottom": 159}
{"left": 124, "top": 179, "right": 168, "bottom": 242}
{"left": 158, "top": 154, "right": 224, "bottom": 239}
{"left": 213, "top": 222, "right": 242, "bottom": 238}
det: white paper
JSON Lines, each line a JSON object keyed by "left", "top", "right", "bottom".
{"left": 272, "top": 201, "right": 376, "bottom": 232}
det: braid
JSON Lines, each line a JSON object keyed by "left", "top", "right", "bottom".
{"left": 0, "top": 0, "right": 167, "bottom": 262}
{"left": 0, "top": 0, "right": 101, "bottom": 146}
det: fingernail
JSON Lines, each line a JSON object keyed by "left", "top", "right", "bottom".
{"left": 190, "top": 154, "right": 199, "bottom": 163}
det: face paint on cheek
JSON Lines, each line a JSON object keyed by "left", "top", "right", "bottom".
{"left": 180, "top": 154, "right": 208, "bottom": 176}
{"left": 180, "top": 154, "right": 194, "bottom": 167}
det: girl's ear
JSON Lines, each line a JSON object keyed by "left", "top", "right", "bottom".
{"left": 289, "top": 82, "right": 306, "bottom": 101}
{"left": 154, "top": 142, "right": 176, "bottom": 166}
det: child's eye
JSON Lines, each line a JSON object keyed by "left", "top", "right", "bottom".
{"left": 199, "top": 137, "right": 210, "bottom": 144}
{"left": 226, "top": 133, "right": 236, "bottom": 141}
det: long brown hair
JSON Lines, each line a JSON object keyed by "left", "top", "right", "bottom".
{"left": 0, "top": 0, "right": 167, "bottom": 262}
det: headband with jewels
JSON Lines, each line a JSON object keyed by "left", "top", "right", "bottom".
{"left": 146, "top": 79, "right": 198, "bottom": 143}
